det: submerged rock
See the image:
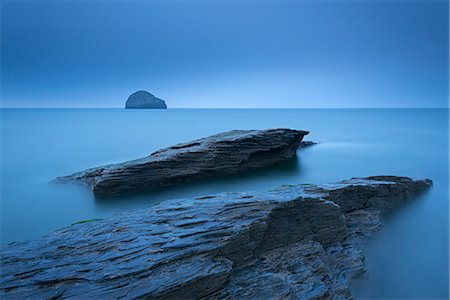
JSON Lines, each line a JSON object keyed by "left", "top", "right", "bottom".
{"left": 298, "top": 140, "right": 316, "bottom": 149}
{"left": 56, "top": 129, "right": 309, "bottom": 197}
{"left": 125, "top": 91, "right": 167, "bottom": 109}
{"left": 0, "top": 176, "right": 431, "bottom": 299}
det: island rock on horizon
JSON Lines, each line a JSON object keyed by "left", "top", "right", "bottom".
{"left": 125, "top": 91, "right": 167, "bottom": 109}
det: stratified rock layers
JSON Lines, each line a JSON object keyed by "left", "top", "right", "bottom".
{"left": 57, "top": 129, "right": 309, "bottom": 197}
{"left": 0, "top": 176, "right": 431, "bottom": 299}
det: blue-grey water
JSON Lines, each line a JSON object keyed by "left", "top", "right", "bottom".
{"left": 0, "top": 108, "right": 448, "bottom": 299}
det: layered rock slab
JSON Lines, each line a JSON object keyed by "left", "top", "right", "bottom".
{"left": 0, "top": 176, "right": 431, "bottom": 299}
{"left": 56, "top": 129, "right": 309, "bottom": 197}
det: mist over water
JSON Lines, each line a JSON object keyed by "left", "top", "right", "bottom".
{"left": 1, "top": 108, "right": 448, "bottom": 298}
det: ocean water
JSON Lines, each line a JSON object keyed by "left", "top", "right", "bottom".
{"left": 0, "top": 108, "right": 448, "bottom": 298}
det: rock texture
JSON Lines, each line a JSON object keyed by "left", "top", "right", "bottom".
{"left": 125, "top": 91, "right": 167, "bottom": 109}
{"left": 0, "top": 176, "right": 431, "bottom": 299}
{"left": 56, "top": 129, "right": 309, "bottom": 197}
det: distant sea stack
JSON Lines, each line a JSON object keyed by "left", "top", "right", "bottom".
{"left": 125, "top": 91, "right": 167, "bottom": 109}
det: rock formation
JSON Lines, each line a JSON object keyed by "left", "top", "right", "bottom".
{"left": 56, "top": 129, "right": 309, "bottom": 197}
{"left": 125, "top": 91, "right": 167, "bottom": 109}
{"left": 0, "top": 176, "right": 431, "bottom": 299}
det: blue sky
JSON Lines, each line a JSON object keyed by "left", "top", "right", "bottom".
{"left": 1, "top": 0, "right": 448, "bottom": 108}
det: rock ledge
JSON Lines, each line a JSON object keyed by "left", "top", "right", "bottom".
{"left": 56, "top": 129, "right": 309, "bottom": 197}
{"left": 1, "top": 176, "right": 431, "bottom": 299}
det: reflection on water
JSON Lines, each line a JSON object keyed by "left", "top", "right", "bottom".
{"left": 0, "top": 108, "right": 448, "bottom": 298}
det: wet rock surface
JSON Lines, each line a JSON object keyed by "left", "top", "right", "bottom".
{"left": 56, "top": 129, "right": 309, "bottom": 197}
{"left": 1, "top": 176, "right": 431, "bottom": 299}
{"left": 125, "top": 91, "right": 167, "bottom": 109}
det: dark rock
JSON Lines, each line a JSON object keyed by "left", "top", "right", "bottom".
{"left": 298, "top": 140, "right": 317, "bottom": 148}
{"left": 56, "top": 129, "right": 309, "bottom": 197}
{"left": 125, "top": 91, "right": 167, "bottom": 109}
{"left": 0, "top": 176, "right": 431, "bottom": 299}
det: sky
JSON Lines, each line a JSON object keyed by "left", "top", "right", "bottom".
{"left": 1, "top": 0, "right": 448, "bottom": 108}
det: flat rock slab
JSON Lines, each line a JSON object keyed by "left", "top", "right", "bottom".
{"left": 56, "top": 129, "right": 309, "bottom": 197}
{"left": 1, "top": 176, "right": 431, "bottom": 299}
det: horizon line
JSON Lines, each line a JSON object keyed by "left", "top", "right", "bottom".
{"left": 0, "top": 106, "right": 448, "bottom": 110}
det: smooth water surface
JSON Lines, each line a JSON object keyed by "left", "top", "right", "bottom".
{"left": 1, "top": 108, "right": 448, "bottom": 298}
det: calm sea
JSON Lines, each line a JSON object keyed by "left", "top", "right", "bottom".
{"left": 1, "top": 108, "right": 448, "bottom": 298}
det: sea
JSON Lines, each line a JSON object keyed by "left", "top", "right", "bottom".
{"left": 0, "top": 108, "right": 448, "bottom": 299}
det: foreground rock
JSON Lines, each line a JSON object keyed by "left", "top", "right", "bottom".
{"left": 56, "top": 129, "right": 309, "bottom": 197}
{"left": 1, "top": 176, "right": 431, "bottom": 299}
{"left": 125, "top": 91, "right": 167, "bottom": 109}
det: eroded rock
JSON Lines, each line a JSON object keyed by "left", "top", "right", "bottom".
{"left": 0, "top": 176, "right": 431, "bottom": 299}
{"left": 56, "top": 129, "right": 309, "bottom": 197}
{"left": 125, "top": 91, "right": 167, "bottom": 109}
